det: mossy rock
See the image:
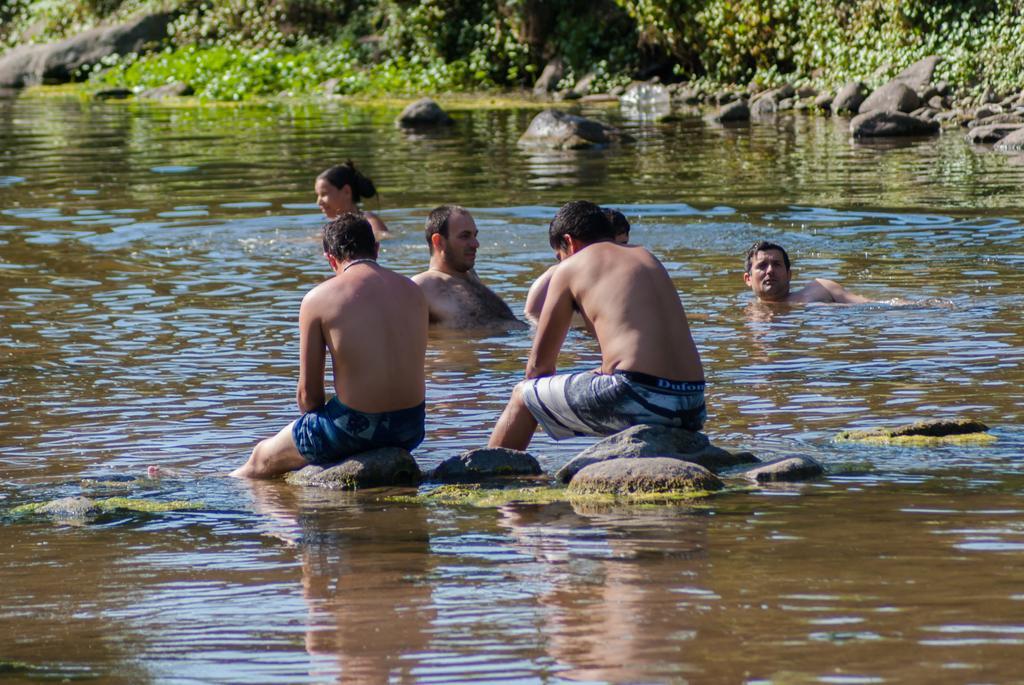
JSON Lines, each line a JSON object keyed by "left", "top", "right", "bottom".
{"left": 567, "top": 458, "right": 723, "bottom": 497}
{"left": 10, "top": 496, "right": 204, "bottom": 518}
{"left": 836, "top": 418, "right": 995, "bottom": 445}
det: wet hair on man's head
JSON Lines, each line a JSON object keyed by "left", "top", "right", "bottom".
{"left": 549, "top": 201, "right": 616, "bottom": 250}
{"left": 603, "top": 208, "right": 630, "bottom": 237}
{"left": 745, "top": 240, "right": 791, "bottom": 273}
{"left": 317, "top": 160, "right": 377, "bottom": 204}
{"left": 322, "top": 212, "right": 376, "bottom": 261}
{"left": 424, "top": 204, "right": 467, "bottom": 254}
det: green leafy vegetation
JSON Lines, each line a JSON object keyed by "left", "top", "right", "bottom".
{"left": 3, "top": 0, "right": 1024, "bottom": 99}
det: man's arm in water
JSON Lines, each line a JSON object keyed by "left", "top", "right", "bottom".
{"left": 813, "top": 278, "right": 873, "bottom": 304}
{"left": 526, "top": 268, "right": 574, "bottom": 379}
{"left": 296, "top": 290, "right": 328, "bottom": 412}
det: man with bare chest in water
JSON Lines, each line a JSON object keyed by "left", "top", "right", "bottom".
{"left": 412, "top": 205, "right": 526, "bottom": 330}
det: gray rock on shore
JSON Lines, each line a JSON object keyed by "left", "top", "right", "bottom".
{"left": 567, "top": 457, "right": 723, "bottom": 496}
{"left": 533, "top": 57, "right": 565, "bottom": 95}
{"left": 0, "top": 12, "right": 174, "bottom": 88}
{"left": 139, "top": 82, "right": 193, "bottom": 99}
{"left": 396, "top": 98, "right": 453, "bottom": 128}
{"left": 965, "top": 123, "right": 1024, "bottom": 145}
{"left": 284, "top": 447, "right": 421, "bottom": 489}
{"left": 851, "top": 110, "right": 940, "bottom": 138}
{"left": 555, "top": 424, "right": 758, "bottom": 483}
{"left": 858, "top": 81, "right": 921, "bottom": 114}
{"left": 431, "top": 447, "right": 542, "bottom": 483}
{"left": 518, "top": 109, "right": 631, "bottom": 149}
{"left": 891, "top": 55, "right": 941, "bottom": 91}
{"left": 832, "top": 81, "right": 868, "bottom": 115}
{"left": 995, "top": 127, "right": 1024, "bottom": 151}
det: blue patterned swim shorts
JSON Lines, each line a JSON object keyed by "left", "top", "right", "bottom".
{"left": 291, "top": 397, "right": 425, "bottom": 466}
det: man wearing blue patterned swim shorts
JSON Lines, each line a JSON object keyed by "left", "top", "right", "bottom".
{"left": 489, "top": 201, "right": 706, "bottom": 450}
{"left": 232, "top": 213, "right": 428, "bottom": 478}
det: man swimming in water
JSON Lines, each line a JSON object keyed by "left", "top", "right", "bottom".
{"left": 744, "top": 240, "right": 871, "bottom": 303}
{"left": 412, "top": 205, "right": 526, "bottom": 329}
{"left": 524, "top": 207, "right": 630, "bottom": 322}
{"left": 489, "top": 201, "right": 706, "bottom": 450}
{"left": 231, "top": 213, "right": 428, "bottom": 479}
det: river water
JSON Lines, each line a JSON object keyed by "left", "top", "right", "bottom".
{"left": 1, "top": 93, "right": 1023, "bottom": 683}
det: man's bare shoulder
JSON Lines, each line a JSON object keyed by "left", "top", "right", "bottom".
{"left": 791, "top": 278, "right": 871, "bottom": 304}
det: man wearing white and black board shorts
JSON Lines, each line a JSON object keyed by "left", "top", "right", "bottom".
{"left": 488, "top": 200, "right": 706, "bottom": 450}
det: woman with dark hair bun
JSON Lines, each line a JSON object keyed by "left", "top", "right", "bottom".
{"left": 314, "top": 160, "right": 391, "bottom": 239}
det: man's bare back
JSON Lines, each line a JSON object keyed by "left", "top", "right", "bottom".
{"left": 412, "top": 205, "right": 525, "bottom": 330}
{"left": 534, "top": 242, "right": 703, "bottom": 381}
{"left": 302, "top": 261, "right": 426, "bottom": 412}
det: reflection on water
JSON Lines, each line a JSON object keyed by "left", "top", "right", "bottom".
{"left": 1, "top": 94, "right": 1023, "bottom": 682}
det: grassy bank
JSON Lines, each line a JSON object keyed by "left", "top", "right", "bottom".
{"left": 3, "top": 0, "right": 1024, "bottom": 100}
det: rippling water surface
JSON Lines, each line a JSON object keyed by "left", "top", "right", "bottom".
{"left": 1, "top": 93, "right": 1023, "bottom": 683}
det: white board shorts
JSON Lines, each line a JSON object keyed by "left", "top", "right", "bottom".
{"left": 519, "top": 370, "right": 706, "bottom": 440}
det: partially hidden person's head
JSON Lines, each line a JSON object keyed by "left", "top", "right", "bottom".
{"left": 743, "top": 240, "right": 793, "bottom": 301}
{"left": 322, "top": 212, "right": 377, "bottom": 265}
{"left": 425, "top": 204, "right": 478, "bottom": 273}
{"left": 549, "top": 201, "right": 616, "bottom": 256}
{"left": 604, "top": 208, "right": 630, "bottom": 244}
{"left": 315, "top": 161, "right": 377, "bottom": 219}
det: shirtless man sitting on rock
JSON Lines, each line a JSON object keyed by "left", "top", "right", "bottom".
{"left": 489, "top": 200, "right": 706, "bottom": 451}
{"left": 412, "top": 205, "right": 526, "bottom": 329}
{"left": 744, "top": 240, "right": 872, "bottom": 303}
{"left": 231, "top": 213, "right": 428, "bottom": 479}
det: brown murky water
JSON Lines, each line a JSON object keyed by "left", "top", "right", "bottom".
{"left": 1, "top": 93, "right": 1023, "bottom": 683}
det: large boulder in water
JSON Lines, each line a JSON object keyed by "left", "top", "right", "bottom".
{"left": 395, "top": 98, "right": 453, "bottom": 128}
{"left": 851, "top": 110, "right": 939, "bottom": 138}
{"left": 430, "top": 447, "right": 542, "bottom": 483}
{"left": 285, "top": 447, "right": 421, "bottom": 489}
{"left": 518, "top": 109, "right": 630, "bottom": 149}
{"left": 555, "top": 424, "right": 758, "bottom": 483}
{"left": 0, "top": 12, "right": 174, "bottom": 88}
{"left": 567, "top": 458, "right": 723, "bottom": 496}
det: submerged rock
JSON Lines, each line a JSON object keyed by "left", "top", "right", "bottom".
{"left": 555, "top": 424, "right": 758, "bottom": 483}
{"left": 850, "top": 111, "right": 940, "bottom": 138}
{"left": 567, "top": 458, "right": 723, "bottom": 496}
{"left": 396, "top": 98, "right": 453, "bottom": 128}
{"left": 431, "top": 447, "right": 542, "bottom": 483}
{"left": 739, "top": 456, "right": 825, "bottom": 483}
{"left": 285, "top": 447, "right": 421, "bottom": 489}
{"left": 836, "top": 418, "right": 994, "bottom": 444}
{"left": 11, "top": 496, "right": 203, "bottom": 518}
{"left": 712, "top": 100, "right": 750, "bottom": 123}
{"left": 518, "top": 109, "right": 630, "bottom": 149}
